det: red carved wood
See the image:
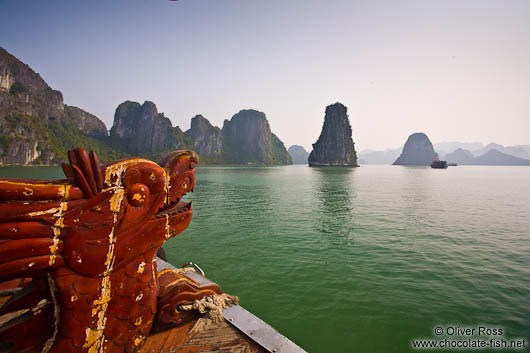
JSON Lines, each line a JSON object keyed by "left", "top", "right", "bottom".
{"left": 154, "top": 269, "right": 222, "bottom": 332}
{"left": 0, "top": 148, "right": 220, "bottom": 353}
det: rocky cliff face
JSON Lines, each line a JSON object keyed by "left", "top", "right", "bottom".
{"left": 110, "top": 101, "right": 190, "bottom": 156}
{"left": 393, "top": 133, "right": 438, "bottom": 165}
{"left": 185, "top": 115, "right": 222, "bottom": 160}
{"left": 0, "top": 47, "right": 115, "bottom": 165}
{"left": 64, "top": 105, "right": 108, "bottom": 138}
{"left": 221, "top": 109, "right": 291, "bottom": 165}
{"left": 0, "top": 48, "right": 64, "bottom": 123}
{"left": 0, "top": 47, "right": 293, "bottom": 166}
{"left": 288, "top": 145, "right": 309, "bottom": 164}
{"left": 308, "top": 103, "right": 358, "bottom": 167}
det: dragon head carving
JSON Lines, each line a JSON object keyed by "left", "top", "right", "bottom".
{"left": 0, "top": 148, "right": 200, "bottom": 352}
{"left": 0, "top": 148, "right": 198, "bottom": 279}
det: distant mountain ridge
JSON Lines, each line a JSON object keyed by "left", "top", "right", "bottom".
{"left": 433, "top": 141, "right": 484, "bottom": 156}
{"left": 443, "top": 148, "right": 530, "bottom": 166}
{"left": 361, "top": 141, "right": 530, "bottom": 165}
{"left": 358, "top": 148, "right": 401, "bottom": 165}
{"left": 0, "top": 47, "right": 291, "bottom": 166}
{"left": 471, "top": 143, "right": 530, "bottom": 160}
{"left": 434, "top": 141, "right": 530, "bottom": 159}
{"left": 442, "top": 148, "right": 474, "bottom": 165}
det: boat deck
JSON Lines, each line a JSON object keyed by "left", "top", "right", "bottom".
{"left": 151, "top": 259, "right": 306, "bottom": 353}
{"left": 139, "top": 319, "right": 266, "bottom": 353}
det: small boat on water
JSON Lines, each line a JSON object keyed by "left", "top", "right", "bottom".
{"left": 431, "top": 160, "right": 448, "bottom": 169}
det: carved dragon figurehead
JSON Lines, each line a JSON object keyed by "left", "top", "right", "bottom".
{"left": 58, "top": 149, "right": 198, "bottom": 278}
{"left": 0, "top": 148, "right": 216, "bottom": 353}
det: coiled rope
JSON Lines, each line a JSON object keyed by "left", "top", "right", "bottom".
{"left": 179, "top": 293, "right": 239, "bottom": 334}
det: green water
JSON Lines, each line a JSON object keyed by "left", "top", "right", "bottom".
{"left": 1, "top": 165, "right": 529, "bottom": 352}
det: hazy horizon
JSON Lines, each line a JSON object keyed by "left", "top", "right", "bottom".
{"left": 2, "top": 0, "right": 529, "bottom": 152}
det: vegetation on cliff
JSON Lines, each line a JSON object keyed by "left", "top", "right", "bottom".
{"left": 0, "top": 47, "right": 125, "bottom": 165}
{"left": 221, "top": 109, "right": 291, "bottom": 165}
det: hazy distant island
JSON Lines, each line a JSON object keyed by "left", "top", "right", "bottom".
{"left": 358, "top": 135, "right": 530, "bottom": 166}
{"left": 308, "top": 103, "right": 358, "bottom": 167}
{"left": 393, "top": 133, "right": 438, "bottom": 166}
{"left": 288, "top": 145, "right": 309, "bottom": 165}
{"left": 443, "top": 148, "right": 530, "bottom": 166}
{"left": 0, "top": 47, "right": 291, "bottom": 166}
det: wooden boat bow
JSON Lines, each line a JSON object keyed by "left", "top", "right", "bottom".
{"left": 0, "top": 148, "right": 305, "bottom": 353}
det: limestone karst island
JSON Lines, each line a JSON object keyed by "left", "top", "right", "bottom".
{"left": 0, "top": 46, "right": 293, "bottom": 167}
{"left": 308, "top": 103, "right": 358, "bottom": 167}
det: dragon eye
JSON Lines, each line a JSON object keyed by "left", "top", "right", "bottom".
{"left": 182, "top": 183, "right": 187, "bottom": 189}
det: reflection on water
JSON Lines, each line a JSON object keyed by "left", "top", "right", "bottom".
{"left": 311, "top": 168, "right": 356, "bottom": 243}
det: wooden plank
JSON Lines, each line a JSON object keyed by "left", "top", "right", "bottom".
{"left": 139, "top": 319, "right": 266, "bottom": 353}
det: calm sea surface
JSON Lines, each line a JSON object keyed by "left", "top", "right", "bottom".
{"left": 1, "top": 165, "right": 529, "bottom": 352}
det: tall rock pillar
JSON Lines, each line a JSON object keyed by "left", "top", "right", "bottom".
{"left": 308, "top": 103, "right": 358, "bottom": 167}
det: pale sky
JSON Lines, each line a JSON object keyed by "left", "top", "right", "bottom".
{"left": 2, "top": 0, "right": 529, "bottom": 151}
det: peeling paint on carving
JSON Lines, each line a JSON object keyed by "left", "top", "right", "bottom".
{"left": 103, "top": 158, "right": 156, "bottom": 188}
{"left": 49, "top": 202, "right": 66, "bottom": 266}
{"left": 82, "top": 159, "right": 162, "bottom": 351}
{"left": 135, "top": 317, "right": 142, "bottom": 326}
{"left": 165, "top": 214, "right": 170, "bottom": 239}
{"left": 132, "top": 193, "right": 144, "bottom": 203}
{"left": 29, "top": 207, "right": 61, "bottom": 217}
{"left": 134, "top": 336, "right": 145, "bottom": 346}
{"left": 83, "top": 172, "right": 125, "bottom": 352}
{"left": 137, "top": 261, "right": 145, "bottom": 274}
{"left": 48, "top": 238, "right": 60, "bottom": 266}
{"left": 109, "top": 189, "right": 125, "bottom": 213}
{"left": 163, "top": 169, "right": 170, "bottom": 205}
{"left": 62, "top": 185, "right": 70, "bottom": 199}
